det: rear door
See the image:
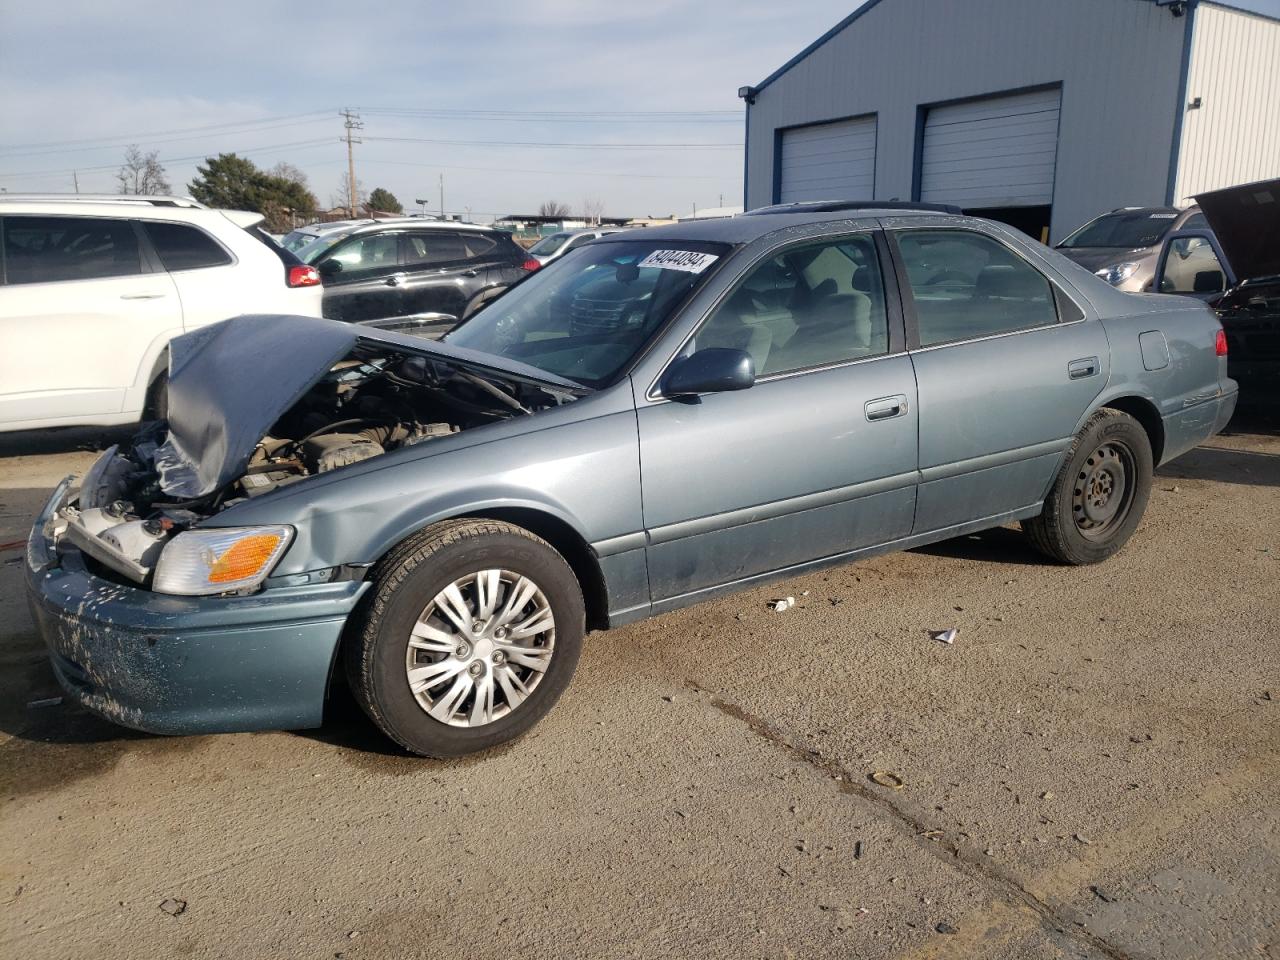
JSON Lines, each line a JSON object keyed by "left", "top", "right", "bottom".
{"left": 0, "top": 215, "right": 180, "bottom": 426}
{"left": 316, "top": 231, "right": 403, "bottom": 321}
{"left": 397, "top": 230, "right": 479, "bottom": 319}
{"left": 140, "top": 220, "right": 240, "bottom": 330}
{"left": 889, "top": 224, "right": 1108, "bottom": 533}
{"left": 637, "top": 231, "right": 919, "bottom": 604}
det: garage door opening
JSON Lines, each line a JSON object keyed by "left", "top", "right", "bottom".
{"left": 963, "top": 205, "right": 1052, "bottom": 242}
{"left": 918, "top": 87, "right": 1061, "bottom": 242}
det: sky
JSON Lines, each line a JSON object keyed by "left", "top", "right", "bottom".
{"left": 0, "top": 0, "right": 861, "bottom": 220}
{"left": 3, "top": 0, "right": 1278, "bottom": 221}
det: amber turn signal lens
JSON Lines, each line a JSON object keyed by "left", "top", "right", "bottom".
{"left": 208, "top": 533, "right": 286, "bottom": 583}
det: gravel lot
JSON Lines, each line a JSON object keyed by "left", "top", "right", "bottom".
{"left": 1, "top": 424, "right": 1276, "bottom": 960}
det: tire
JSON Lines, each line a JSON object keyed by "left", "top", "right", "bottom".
{"left": 144, "top": 370, "right": 168, "bottom": 422}
{"left": 344, "top": 519, "right": 585, "bottom": 758}
{"left": 1022, "top": 408, "right": 1153, "bottom": 565}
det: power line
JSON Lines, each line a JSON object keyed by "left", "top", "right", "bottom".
{"left": 0, "top": 138, "right": 336, "bottom": 181}
{"left": 0, "top": 111, "right": 334, "bottom": 154}
{"left": 364, "top": 135, "right": 739, "bottom": 150}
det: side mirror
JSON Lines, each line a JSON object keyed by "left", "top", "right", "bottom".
{"left": 662, "top": 348, "right": 755, "bottom": 398}
{"left": 318, "top": 258, "right": 342, "bottom": 278}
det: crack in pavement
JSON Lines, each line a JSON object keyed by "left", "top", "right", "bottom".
{"left": 688, "top": 678, "right": 1137, "bottom": 960}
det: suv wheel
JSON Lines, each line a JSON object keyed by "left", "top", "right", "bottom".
{"left": 345, "top": 519, "right": 585, "bottom": 757}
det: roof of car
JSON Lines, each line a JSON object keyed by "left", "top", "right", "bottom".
{"left": 0, "top": 194, "right": 266, "bottom": 227}
{"left": 596, "top": 204, "right": 963, "bottom": 245}
{"left": 303, "top": 218, "right": 499, "bottom": 241}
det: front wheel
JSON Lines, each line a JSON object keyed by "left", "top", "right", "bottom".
{"left": 345, "top": 519, "right": 584, "bottom": 757}
{"left": 1022, "top": 408, "right": 1153, "bottom": 565}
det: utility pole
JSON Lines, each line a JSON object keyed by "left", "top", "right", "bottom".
{"left": 439, "top": 173, "right": 445, "bottom": 220}
{"left": 73, "top": 170, "right": 80, "bottom": 194}
{"left": 340, "top": 108, "right": 363, "bottom": 218}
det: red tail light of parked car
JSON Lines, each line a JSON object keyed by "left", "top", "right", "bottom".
{"left": 522, "top": 259, "right": 541, "bottom": 272}
{"left": 1215, "top": 329, "right": 1228, "bottom": 356}
{"left": 288, "top": 264, "right": 322, "bottom": 288}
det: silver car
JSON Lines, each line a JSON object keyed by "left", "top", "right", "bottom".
{"left": 27, "top": 201, "right": 1238, "bottom": 757}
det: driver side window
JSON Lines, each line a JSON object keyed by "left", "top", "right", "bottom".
{"left": 693, "top": 234, "right": 889, "bottom": 377}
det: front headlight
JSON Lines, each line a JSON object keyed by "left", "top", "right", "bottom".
{"left": 1094, "top": 261, "right": 1141, "bottom": 286}
{"left": 153, "top": 526, "right": 293, "bottom": 596}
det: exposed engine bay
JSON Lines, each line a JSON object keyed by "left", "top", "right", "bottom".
{"left": 62, "top": 339, "right": 581, "bottom": 586}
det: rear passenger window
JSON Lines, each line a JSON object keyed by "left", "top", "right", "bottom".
{"left": 896, "top": 230, "right": 1058, "bottom": 347}
{"left": 2, "top": 216, "right": 142, "bottom": 284}
{"left": 144, "top": 222, "right": 232, "bottom": 271}
{"left": 402, "top": 232, "right": 467, "bottom": 265}
{"left": 460, "top": 234, "right": 496, "bottom": 258}
{"left": 694, "top": 234, "right": 889, "bottom": 376}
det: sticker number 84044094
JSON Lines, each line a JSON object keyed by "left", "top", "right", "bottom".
{"left": 637, "top": 249, "right": 720, "bottom": 274}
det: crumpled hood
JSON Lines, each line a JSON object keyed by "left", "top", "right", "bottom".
{"left": 154, "top": 314, "right": 583, "bottom": 499}
{"left": 1195, "top": 177, "right": 1280, "bottom": 285}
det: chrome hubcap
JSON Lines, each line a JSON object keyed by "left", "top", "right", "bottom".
{"left": 404, "top": 569, "right": 555, "bottom": 727}
{"left": 1072, "top": 441, "right": 1134, "bottom": 539}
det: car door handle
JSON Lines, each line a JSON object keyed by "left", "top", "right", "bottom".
{"left": 461, "top": 269, "right": 479, "bottom": 278}
{"left": 865, "top": 394, "right": 909, "bottom": 422}
{"left": 120, "top": 293, "right": 166, "bottom": 300}
{"left": 385, "top": 273, "right": 407, "bottom": 287}
{"left": 1068, "top": 356, "right": 1099, "bottom": 380}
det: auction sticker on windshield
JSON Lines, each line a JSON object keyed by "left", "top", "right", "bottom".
{"left": 639, "top": 250, "right": 719, "bottom": 273}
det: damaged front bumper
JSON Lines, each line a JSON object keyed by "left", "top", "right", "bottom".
{"left": 24, "top": 480, "right": 370, "bottom": 736}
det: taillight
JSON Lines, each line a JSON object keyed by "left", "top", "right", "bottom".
{"left": 288, "top": 264, "right": 321, "bottom": 288}
{"left": 1215, "top": 329, "right": 1228, "bottom": 356}
{"left": 521, "top": 259, "right": 541, "bottom": 272}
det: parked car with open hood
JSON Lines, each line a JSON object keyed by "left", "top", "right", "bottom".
{"left": 0, "top": 194, "right": 322, "bottom": 432}
{"left": 290, "top": 218, "right": 538, "bottom": 326}
{"left": 1152, "top": 177, "right": 1280, "bottom": 407}
{"left": 27, "top": 201, "right": 1236, "bottom": 757}
{"left": 1056, "top": 205, "right": 1207, "bottom": 292}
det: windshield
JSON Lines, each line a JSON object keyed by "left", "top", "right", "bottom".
{"left": 528, "top": 233, "right": 571, "bottom": 256}
{"left": 445, "top": 239, "right": 730, "bottom": 387}
{"left": 1059, "top": 210, "right": 1179, "bottom": 249}
{"left": 281, "top": 230, "right": 321, "bottom": 253}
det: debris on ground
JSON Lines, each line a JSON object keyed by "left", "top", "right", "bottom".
{"left": 931, "top": 628, "right": 958, "bottom": 645}
{"left": 1091, "top": 885, "right": 1117, "bottom": 903}
{"left": 1041, "top": 791, "right": 1055, "bottom": 800}
{"left": 935, "top": 922, "right": 959, "bottom": 934}
{"left": 853, "top": 840, "right": 863, "bottom": 860}
{"left": 158, "top": 898, "right": 186, "bottom": 917}
{"left": 770, "top": 597, "right": 796, "bottom": 612}
{"left": 869, "top": 771, "right": 905, "bottom": 790}
{"left": 26, "top": 697, "right": 62, "bottom": 709}
{"left": 661, "top": 695, "right": 675, "bottom": 703}
{"left": 1074, "top": 833, "right": 1092, "bottom": 845}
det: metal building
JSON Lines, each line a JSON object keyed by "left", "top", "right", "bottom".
{"left": 740, "top": 0, "right": 1280, "bottom": 242}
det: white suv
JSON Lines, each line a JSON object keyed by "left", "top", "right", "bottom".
{"left": 0, "top": 195, "right": 324, "bottom": 432}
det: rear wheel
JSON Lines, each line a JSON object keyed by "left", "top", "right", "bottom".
{"left": 344, "top": 519, "right": 584, "bottom": 757}
{"left": 1022, "top": 408, "right": 1153, "bottom": 565}
{"left": 143, "top": 370, "right": 168, "bottom": 421}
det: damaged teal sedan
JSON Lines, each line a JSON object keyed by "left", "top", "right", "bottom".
{"left": 26, "top": 202, "right": 1238, "bottom": 757}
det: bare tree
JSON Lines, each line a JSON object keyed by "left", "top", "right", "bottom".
{"left": 538, "top": 200, "right": 570, "bottom": 218}
{"left": 116, "top": 144, "right": 170, "bottom": 195}
{"left": 581, "top": 197, "right": 605, "bottom": 227}
{"left": 331, "top": 178, "right": 368, "bottom": 215}
{"left": 269, "top": 162, "right": 310, "bottom": 188}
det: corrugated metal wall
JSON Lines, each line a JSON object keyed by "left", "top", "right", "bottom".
{"left": 1174, "top": 3, "right": 1280, "bottom": 203}
{"left": 745, "top": 0, "right": 1188, "bottom": 242}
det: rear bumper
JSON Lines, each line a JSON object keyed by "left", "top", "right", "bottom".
{"left": 1160, "top": 384, "right": 1238, "bottom": 464}
{"left": 25, "top": 482, "right": 369, "bottom": 735}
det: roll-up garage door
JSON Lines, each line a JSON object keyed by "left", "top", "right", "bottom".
{"left": 919, "top": 88, "right": 1061, "bottom": 210}
{"left": 778, "top": 116, "right": 877, "bottom": 203}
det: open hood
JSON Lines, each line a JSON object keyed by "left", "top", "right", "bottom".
{"left": 154, "top": 315, "right": 584, "bottom": 499}
{"left": 1194, "top": 178, "right": 1280, "bottom": 286}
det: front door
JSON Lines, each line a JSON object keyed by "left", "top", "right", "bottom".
{"left": 636, "top": 232, "right": 919, "bottom": 605}
{"left": 0, "top": 215, "right": 181, "bottom": 426}
{"left": 318, "top": 231, "right": 403, "bottom": 322}
{"left": 890, "top": 227, "right": 1110, "bottom": 533}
